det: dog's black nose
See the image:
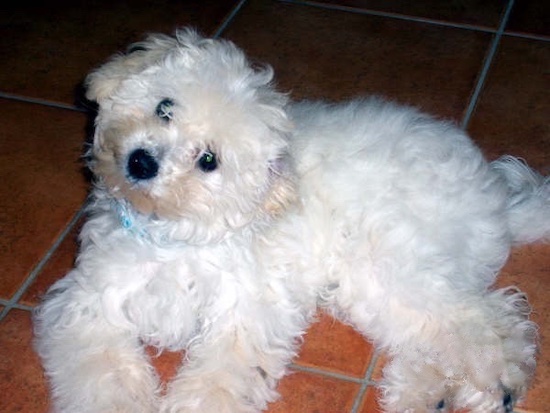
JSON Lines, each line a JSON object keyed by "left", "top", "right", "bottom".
{"left": 127, "top": 148, "right": 159, "bottom": 180}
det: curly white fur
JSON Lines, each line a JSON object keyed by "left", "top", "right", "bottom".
{"left": 34, "top": 29, "right": 549, "bottom": 413}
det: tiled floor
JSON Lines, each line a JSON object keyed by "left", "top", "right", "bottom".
{"left": 0, "top": 0, "right": 548, "bottom": 412}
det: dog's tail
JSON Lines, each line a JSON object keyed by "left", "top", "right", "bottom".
{"left": 491, "top": 156, "right": 550, "bottom": 244}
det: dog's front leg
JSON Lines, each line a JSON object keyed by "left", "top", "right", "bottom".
{"left": 160, "top": 310, "right": 304, "bottom": 413}
{"left": 34, "top": 278, "right": 160, "bottom": 413}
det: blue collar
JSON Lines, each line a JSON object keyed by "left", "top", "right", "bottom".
{"left": 114, "top": 200, "right": 149, "bottom": 239}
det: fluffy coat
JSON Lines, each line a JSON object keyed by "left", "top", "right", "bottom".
{"left": 34, "top": 29, "right": 550, "bottom": 413}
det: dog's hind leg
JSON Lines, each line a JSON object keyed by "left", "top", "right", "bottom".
{"left": 446, "top": 288, "right": 537, "bottom": 413}
{"left": 339, "top": 287, "right": 536, "bottom": 413}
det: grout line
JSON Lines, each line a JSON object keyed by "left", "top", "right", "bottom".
{"left": 460, "top": 0, "right": 515, "bottom": 130}
{"left": 13, "top": 302, "right": 34, "bottom": 312}
{"left": 0, "top": 298, "right": 11, "bottom": 307}
{"left": 504, "top": 30, "right": 550, "bottom": 42}
{"left": 0, "top": 205, "right": 86, "bottom": 322}
{"left": 363, "top": 350, "right": 382, "bottom": 382}
{"left": 211, "top": 0, "right": 248, "bottom": 39}
{"left": 350, "top": 352, "right": 381, "bottom": 413}
{"left": 277, "top": 0, "right": 499, "bottom": 34}
{"left": 0, "top": 299, "right": 34, "bottom": 312}
{"left": 277, "top": 0, "right": 549, "bottom": 44}
{"left": 289, "top": 363, "right": 365, "bottom": 384}
{"left": 0, "top": 91, "right": 86, "bottom": 112}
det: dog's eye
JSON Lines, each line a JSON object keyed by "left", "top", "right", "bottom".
{"left": 155, "top": 98, "right": 174, "bottom": 121}
{"left": 197, "top": 151, "right": 218, "bottom": 172}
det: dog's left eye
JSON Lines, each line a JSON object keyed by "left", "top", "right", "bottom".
{"left": 155, "top": 98, "right": 174, "bottom": 121}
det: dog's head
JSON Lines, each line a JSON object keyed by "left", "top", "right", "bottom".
{"left": 86, "top": 29, "right": 296, "bottom": 244}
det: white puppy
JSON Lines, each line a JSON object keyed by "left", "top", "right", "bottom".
{"left": 34, "top": 29, "right": 550, "bottom": 413}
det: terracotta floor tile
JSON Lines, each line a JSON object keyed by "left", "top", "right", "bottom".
{"left": 358, "top": 385, "right": 384, "bottom": 413}
{"left": 20, "top": 217, "right": 83, "bottom": 307}
{"left": 467, "top": 36, "right": 550, "bottom": 173}
{"left": 0, "top": 310, "right": 49, "bottom": 413}
{"left": 296, "top": 312, "right": 375, "bottom": 377}
{"left": 0, "top": 101, "right": 88, "bottom": 300}
{"left": 370, "top": 353, "right": 388, "bottom": 382}
{"left": 224, "top": 0, "right": 491, "bottom": 120}
{"left": 146, "top": 347, "right": 184, "bottom": 392}
{"left": 506, "top": 0, "right": 550, "bottom": 38}
{"left": 267, "top": 370, "right": 360, "bottom": 412}
{"left": 309, "top": 0, "right": 506, "bottom": 28}
{"left": 1, "top": 1, "right": 241, "bottom": 104}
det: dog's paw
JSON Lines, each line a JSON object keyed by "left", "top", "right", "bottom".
{"left": 160, "top": 378, "right": 264, "bottom": 413}
{"left": 379, "top": 383, "right": 516, "bottom": 413}
{"left": 453, "top": 386, "right": 518, "bottom": 413}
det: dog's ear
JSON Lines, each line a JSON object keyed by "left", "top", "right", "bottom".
{"left": 84, "top": 45, "right": 159, "bottom": 103}
{"left": 85, "top": 31, "right": 188, "bottom": 103}
{"left": 84, "top": 44, "right": 159, "bottom": 104}
{"left": 241, "top": 63, "right": 297, "bottom": 217}
{"left": 85, "top": 60, "right": 125, "bottom": 103}
{"left": 262, "top": 155, "right": 298, "bottom": 217}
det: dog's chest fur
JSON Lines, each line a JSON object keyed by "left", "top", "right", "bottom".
{"left": 84, "top": 218, "right": 301, "bottom": 351}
